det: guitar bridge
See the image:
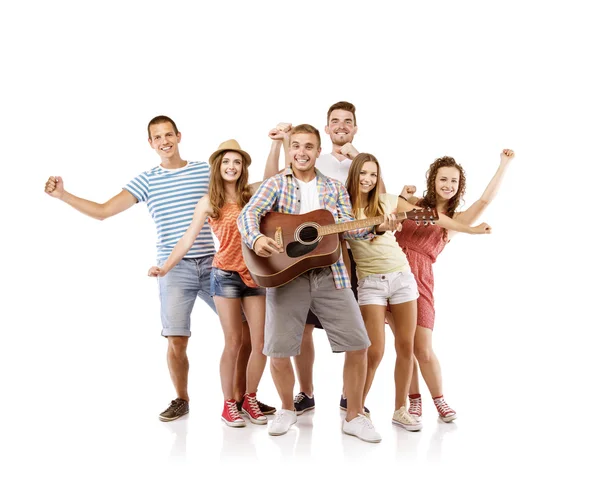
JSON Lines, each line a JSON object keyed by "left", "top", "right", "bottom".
{"left": 275, "top": 226, "right": 283, "bottom": 248}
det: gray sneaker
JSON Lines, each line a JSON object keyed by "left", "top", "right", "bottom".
{"left": 159, "top": 398, "right": 189, "bottom": 422}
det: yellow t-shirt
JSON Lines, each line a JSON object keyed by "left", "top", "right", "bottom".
{"left": 347, "top": 193, "right": 411, "bottom": 280}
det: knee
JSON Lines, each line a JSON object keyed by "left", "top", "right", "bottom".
{"left": 224, "top": 332, "right": 243, "bottom": 353}
{"left": 346, "top": 348, "right": 367, "bottom": 361}
{"left": 251, "top": 338, "right": 265, "bottom": 355}
{"left": 367, "top": 345, "right": 384, "bottom": 368}
{"left": 395, "top": 338, "right": 414, "bottom": 359}
{"left": 414, "top": 344, "right": 432, "bottom": 364}
{"left": 168, "top": 336, "right": 189, "bottom": 358}
{"left": 270, "top": 357, "right": 289, "bottom": 371}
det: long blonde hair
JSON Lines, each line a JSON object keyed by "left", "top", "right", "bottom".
{"left": 208, "top": 151, "right": 252, "bottom": 220}
{"left": 345, "top": 153, "right": 385, "bottom": 218}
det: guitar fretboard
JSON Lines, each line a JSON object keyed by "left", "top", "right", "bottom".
{"left": 317, "top": 213, "right": 407, "bottom": 236}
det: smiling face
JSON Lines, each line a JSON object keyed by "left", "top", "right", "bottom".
{"left": 219, "top": 151, "right": 243, "bottom": 183}
{"left": 325, "top": 109, "right": 357, "bottom": 146}
{"left": 359, "top": 160, "right": 379, "bottom": 195}
{"left": 148, "top": 122, "right": 181, "bottom": 161}
{"left": 289, "top": 132, "right": 321, "bottom": 173}
{"left": 435, "top": 166, "right": 460, "bottom": 201}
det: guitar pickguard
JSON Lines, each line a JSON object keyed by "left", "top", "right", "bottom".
{"left": 286, "top": 241, "right": 319, "bottom": 258}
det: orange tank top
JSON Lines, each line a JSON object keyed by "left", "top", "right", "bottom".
{"left": 208, "top": 202, "right": 258, "bottom": 288}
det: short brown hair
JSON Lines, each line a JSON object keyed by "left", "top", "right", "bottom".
{"left": 147, "top": 115, "right": 179, "bottom": 139}
{"left": 327, "top": 101, "right": 356, "bottom": 125}
{"left": 290, "top": 124, "right": 321, "bottom": 148}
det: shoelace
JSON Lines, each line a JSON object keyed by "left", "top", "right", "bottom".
{"left": 227, "top": 400, "right": 242, "bottom": 420}
{"left": 409, "top": 397, "right": 422, "bottom": 416}
{"left": 398, "top": 408, "right": 416, "bottom": 423}
{"left": 434, "top": 398, "right": 454, "bottom": 415}
{"left": 167, "top": 400, "right": 182, "bottom": 411}
{"left": 356, "top": 414, "right": 375, "bottom": 429}
{"left": 294, "top": 393, "right": 305, "bottom": 404}
{"left": 273, "top": 410, "right": 286, "bottom": 423}
{"left": 246, "top": 396, "right": 262, "bottom": 415}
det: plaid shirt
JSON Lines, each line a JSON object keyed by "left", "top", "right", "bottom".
{"left": 238, "top": 167, "right": 374, "bottom": 289}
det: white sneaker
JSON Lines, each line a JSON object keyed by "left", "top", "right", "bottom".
{"left": 268, "top": 409, "right": 297, "bottom": 436}
{"left": 392, "top": 406, "right": 423, "bottom": 431}
{"left": 342, "top": 414, "right": 382, "bottom": 443}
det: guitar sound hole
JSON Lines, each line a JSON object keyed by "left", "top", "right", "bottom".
{"left": 298, "top": 226, "right": 318, "bottom": 243}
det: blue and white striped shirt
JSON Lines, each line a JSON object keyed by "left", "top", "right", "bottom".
{"left": 124, "top": 161, "right": 216, "bottom": 261}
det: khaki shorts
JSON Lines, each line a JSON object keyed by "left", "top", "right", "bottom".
{"left": 264, "top": 268, "right": 371, "bottom": 357}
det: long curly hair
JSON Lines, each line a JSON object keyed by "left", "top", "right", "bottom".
{"left": 420, "top": 156, "right": 466, "bottom": 218}
{"left": 208, "top": 151, "right": 252, "bottom": 220}
{"left": 346, "top": 153, "right": 385, "bottom": 219}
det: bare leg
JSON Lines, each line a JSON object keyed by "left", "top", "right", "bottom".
{"left": 389, "top": 301, "right": 417, "bottom": 410}
{"left": 214, "top": 296, "right": 244, "bottom": 400}
{"left": 233, "top": 321, "right": 251, "bottom": 402}
{"left": 343, "top": 348, "right": 368, "bottom": 421}
{"left": 241, "top": 295, "right": 267, "bottom": 394}
{"left": 413, "top": 325, "right": 443, "bottom": 398}
{"left": 359, "top": 305, "right": 386, "bottom": 407}
{"left": 167, "top": 336, "right": 190, "bottom": 401}
{"left": 293, "top": 324, "right": 315, "bottom": 396}
{"left": 270, "top": 357, "right": 296, "bottom": 411}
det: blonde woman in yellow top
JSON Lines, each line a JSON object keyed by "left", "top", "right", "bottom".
{"left": 345, "top": 153, "right": 490, "bottom": 431}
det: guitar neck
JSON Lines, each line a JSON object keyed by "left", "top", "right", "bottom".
{"left": 317, "top": 212, "right": 408, "bottom": 236}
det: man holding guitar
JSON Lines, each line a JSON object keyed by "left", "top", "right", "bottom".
{"left": 238, "top": 124, "right": 398, "bottom": 442}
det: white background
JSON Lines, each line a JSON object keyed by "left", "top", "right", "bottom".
{"left": 2, "top": 1, "right": 599, "bottom": 477}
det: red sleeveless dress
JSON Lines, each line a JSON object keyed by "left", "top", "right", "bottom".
{"left": 394, "top": 219, "right": 448, "bottom": 330}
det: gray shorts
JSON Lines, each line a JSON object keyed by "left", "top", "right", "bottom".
{"left": 264, "top": 268, "right": 371, "bottom": 357}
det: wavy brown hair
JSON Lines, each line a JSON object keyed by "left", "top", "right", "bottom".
{"left": 346, "top": 153, "right": 385, "bottom": 219}
{"left": 420, "top": 156, "right": 466, "bottom": 218}
{"left": 208, "top": 151, "right": 252, "bottom": 220}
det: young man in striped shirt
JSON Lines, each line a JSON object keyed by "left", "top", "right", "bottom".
{"left": 44, "top": 116, "right": 253, "bottom": 422}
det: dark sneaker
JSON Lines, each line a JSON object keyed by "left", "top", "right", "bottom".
{"left": 339, "top": 395, "right": 370, "bottom": 415}
{"left": 294, "top": 392, "right": 315, "bottom": 415}
{"left": 257, "top": 400, "right": 276, "bottom": 415}
{"left": 159, "top": 398, "right": 189, "bottom": 422}
{"left": 236, "top": 398, "right": 276, "bottom": 415}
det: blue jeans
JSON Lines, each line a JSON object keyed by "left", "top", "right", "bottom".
{"left": 210, "top": 267, "right": 266, "bottom": 299}
{"left": 158, "top": 256, "right": 216, "bottom": 337}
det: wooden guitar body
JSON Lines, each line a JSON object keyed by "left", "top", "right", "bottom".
{"left": 242, "top": 210, "right": 341, "bottom": 288}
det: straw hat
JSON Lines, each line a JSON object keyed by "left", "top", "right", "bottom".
{"left": 208, "top": 139, "right": 252, "bottom": 167}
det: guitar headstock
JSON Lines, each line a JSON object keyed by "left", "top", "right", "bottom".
{"left": 405, "top": 207, "right": 439, "bottom": 225}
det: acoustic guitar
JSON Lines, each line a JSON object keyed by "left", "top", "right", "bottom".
{"left": 242, "top": 207, "right": 438, "bottom": 288}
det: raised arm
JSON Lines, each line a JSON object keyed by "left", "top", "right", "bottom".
{"left": 454, "top": 149, "right": 515, "bottom": 225}
{"left": 44, "top": 176, "right": 137, "bottom": 220}
{"left": 148, "top": 196, "right": 212, "bottom": 277}
{"left": 263, "top": 123, "right": 292, "bottom": 179}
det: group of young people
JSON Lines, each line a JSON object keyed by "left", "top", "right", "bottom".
{"left": 44, "top": 101, "right": 514, "bottom": 444}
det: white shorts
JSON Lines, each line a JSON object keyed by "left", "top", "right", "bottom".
{"left": 357, "top": 270, "right": 419, "bottom": 306}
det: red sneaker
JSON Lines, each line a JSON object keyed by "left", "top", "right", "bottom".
{"left": 242, "top": 393, "right": 267, "bottom": 425}
{"left": 408, "top": 394, "right": 422, "bottom": 421}
{"left": 433, "top": 396, "right": 457, "bottom": 422}
{"left": 222, "top": 399, "right": 246, "bottom": 427}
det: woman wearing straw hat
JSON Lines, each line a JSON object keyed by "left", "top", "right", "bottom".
{"left": 148, "top": 139, "right": 270, "bottom": 427}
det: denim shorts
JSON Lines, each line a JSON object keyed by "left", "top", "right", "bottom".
{"left": 210, "top": 267, "right": 266, "bottom": 299}
{"left": 158, "top": 256, "right": 217, "bottom": 337}
{"left": 357, "top": 270, "right": 419, "bottom": 306}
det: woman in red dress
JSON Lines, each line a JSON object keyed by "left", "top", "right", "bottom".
{"left": 395, "top": 149, "right": 515, "bottom": 423}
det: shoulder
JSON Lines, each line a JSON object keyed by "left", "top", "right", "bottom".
{"left": 198, "top": 195, "right": 214, "bottom": 213}
{"left": 189, "top": 161, "right": 210, "bottom": 173}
